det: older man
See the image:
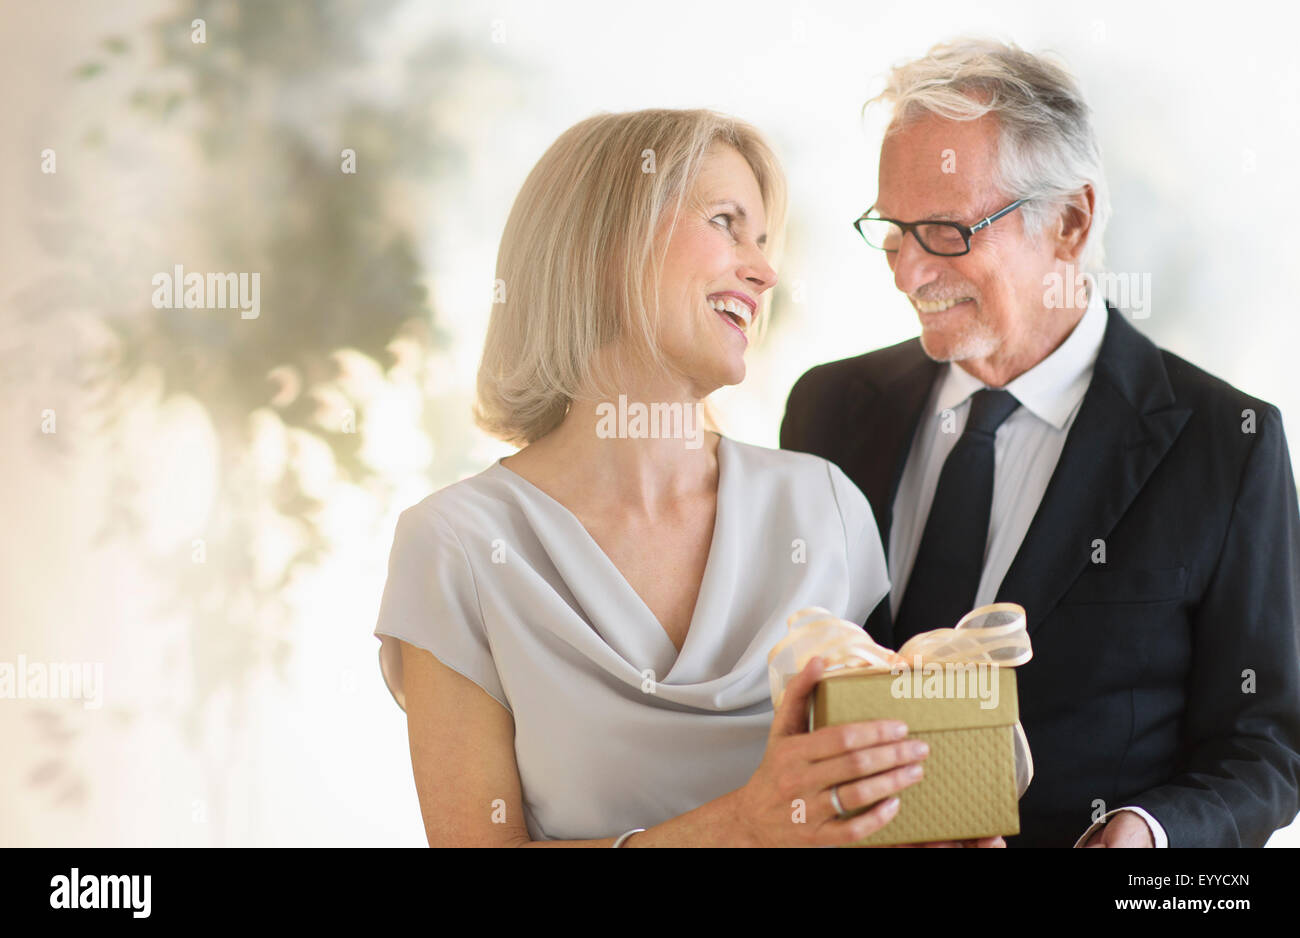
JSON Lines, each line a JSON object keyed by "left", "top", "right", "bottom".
{"left": 782, "top": 38, "right": 1300, "bottom": 847}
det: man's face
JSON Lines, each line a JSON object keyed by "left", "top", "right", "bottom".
{"left": 875, "top": 113, "right": 1062, "bottom": 375}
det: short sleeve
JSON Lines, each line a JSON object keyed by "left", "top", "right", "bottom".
{"left": 825, "top": 461, "right": 891, "bottom": 625}
{"left": 373, "top": 505, "right": 509, "bottom": 713}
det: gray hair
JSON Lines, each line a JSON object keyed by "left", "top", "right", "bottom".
{"left": 867, "top": 37, "right": 1110, "bottom": 272}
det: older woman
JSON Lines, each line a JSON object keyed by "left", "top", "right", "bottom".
{"left": 373, "top": 109, "right": 939, "bottom": 847}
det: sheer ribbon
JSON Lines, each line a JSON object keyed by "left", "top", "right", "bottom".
{"left": 767, "top": 603, "right": 1034, "bottom": 796}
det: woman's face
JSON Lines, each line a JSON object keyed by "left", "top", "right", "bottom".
{"left": 651, "top": 143, "right": 778, "bottom": 397}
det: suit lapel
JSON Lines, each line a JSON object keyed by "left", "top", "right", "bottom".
{"left": 993, "top": 307, "right": 1192, "bottom": 636}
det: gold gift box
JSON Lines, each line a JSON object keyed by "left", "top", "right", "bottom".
{"left": 810, "top": 665, "right": 1020, "bottom": 846}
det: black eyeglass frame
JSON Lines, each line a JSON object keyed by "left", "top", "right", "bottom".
{"left": 853, "top": 198, "right": 1027, "bottom": 257}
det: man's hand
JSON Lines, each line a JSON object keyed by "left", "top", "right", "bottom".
{"left": 1083, "top": 811, "right": 1155, "bottom": 847}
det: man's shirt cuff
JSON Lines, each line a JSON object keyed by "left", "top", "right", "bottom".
{"left": 1074, "top": 806, "right": 1168, "bottom": 847}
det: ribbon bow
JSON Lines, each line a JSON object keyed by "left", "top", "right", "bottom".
{"left": 767, "top": 603, "right": 1035, "bottom": 796}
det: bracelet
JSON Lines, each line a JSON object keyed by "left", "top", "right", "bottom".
{"left": 611, "top": 828, "right": 646, "bottom": 848}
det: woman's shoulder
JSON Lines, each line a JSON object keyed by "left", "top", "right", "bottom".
{"left": 395, "top": 461, "right": 522, "bottom": 533}
{"left": 721, "top": 435, "right": 871, "bottom": 524}
{"left": 721, "top": 435, "right": 852, "bottom": 487}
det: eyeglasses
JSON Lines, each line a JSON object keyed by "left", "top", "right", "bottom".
{"left": 853, "top": 199, "right": 1026, "bottom": 257}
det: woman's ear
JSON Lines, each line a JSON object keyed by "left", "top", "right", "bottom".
{"left": 1053, "top": 184, "right": 1095, "bottom": 264}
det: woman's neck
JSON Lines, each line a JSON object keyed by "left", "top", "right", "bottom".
{"left": 503, "top": 390, "right": 720, "bottom": 514}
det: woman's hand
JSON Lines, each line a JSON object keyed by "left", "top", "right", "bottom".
{"left": 727, "top": 655, "right": 931, "bottom": 847}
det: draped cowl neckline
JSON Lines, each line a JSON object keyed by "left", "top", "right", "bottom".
{"left": 486, "top": 435, "right": 780, "bottom": 709}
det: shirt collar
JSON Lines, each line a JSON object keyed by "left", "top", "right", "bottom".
{"left": 932, "top": 285, "right": 1107, "bottom": 431}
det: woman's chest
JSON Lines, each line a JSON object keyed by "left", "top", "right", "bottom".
{"left": 582, "top": 506, "right": 717, "bottom": 653}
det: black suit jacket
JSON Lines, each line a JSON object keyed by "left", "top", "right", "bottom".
{"left": 780, "top": 305, "right": 1300, "bottom": 846}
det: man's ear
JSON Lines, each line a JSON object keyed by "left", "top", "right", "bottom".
{"left": 1053, "top": 184, "right": 1095, "bottom": 264}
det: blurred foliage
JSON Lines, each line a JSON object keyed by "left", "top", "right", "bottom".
{"left": 21, "top": 0, "right": 520, "bottom": 819}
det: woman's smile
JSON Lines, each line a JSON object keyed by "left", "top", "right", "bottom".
{"left": 709, "top": 290, "right": 755, "bottom": 342}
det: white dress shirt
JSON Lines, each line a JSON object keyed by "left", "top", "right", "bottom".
{"left": 887, "top": 287, "right": 1167, "bottom": 847}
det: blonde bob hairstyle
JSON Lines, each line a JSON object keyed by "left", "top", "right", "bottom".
{"left": 474, "top": 108, "right": 787, "bottom": 447}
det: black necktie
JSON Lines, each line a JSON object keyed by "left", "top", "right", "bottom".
{"left": 893, "top": 388, "right": 1021, "bottom": 645}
